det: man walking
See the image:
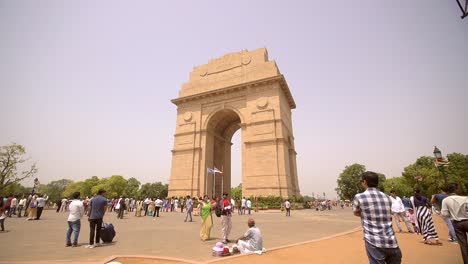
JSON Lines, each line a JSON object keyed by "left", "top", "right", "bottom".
{"left": 246, "top": 198, "right": 252, "bottom": 215}
{"left": 17, "top": 196, "right": 26, "bottom": 218}
{"left": 184, "top": 195, "right": 193, "bottom": 222}
{"left": 432, "top": 185, "right": 457, "bottom": 242}
{"left": 353, "top": 171, "right": 402, "bottom": 263}
{"left": 86, "top": 189, "right": 107, "bottom": 248}
{"left": 285, "top": 199, "right": 291, "bottom": 216}
{"left": 66, "top": 192, "right": 84, "bottom": 247}
{"left": 8, "top": 195, "right": 17, "bottom": 217}
{"left": 241, "top": 197, "right": 246, "bottom": 215}
{"left": 441, "top": 183, "right": 468, "bottom": 263}
{"left": 389, "top": 190, "right": 413, "bottom": 233}
{"left": 36, "top": 194, "right": 48, "bottom": 220}
{"left": 154, "top": 197, "right": 162, "bottom": 217}
{"left": 221, "top": 193, "right": 233, "bottom": 244}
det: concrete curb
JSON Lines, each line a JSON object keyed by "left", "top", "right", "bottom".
{"left": 101, "top": 226, "right": 362, "bottom": 264}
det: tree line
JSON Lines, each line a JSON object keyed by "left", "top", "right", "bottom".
{"left": 336, "top": 153, "right": 468, "bottom": 200}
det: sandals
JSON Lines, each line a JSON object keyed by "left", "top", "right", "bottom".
{"left": 424, "top": 240, "right": 443, "bottom": 245}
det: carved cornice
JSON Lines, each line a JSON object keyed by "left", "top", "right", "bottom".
{"left": 172, "top": 75, "right": 296, "bottom": 109}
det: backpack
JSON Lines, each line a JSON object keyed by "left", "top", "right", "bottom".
{"left": 215, "top": 200, "right": 222, "bottom": 217}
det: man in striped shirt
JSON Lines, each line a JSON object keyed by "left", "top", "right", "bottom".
{"left": 353, "top": 171, "right": 402, "bottom": 264}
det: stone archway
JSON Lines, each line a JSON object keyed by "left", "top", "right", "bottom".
{"left": 168, "top": 48, "right": 300, "bottom": 198}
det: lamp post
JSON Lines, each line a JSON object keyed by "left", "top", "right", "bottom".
{"left": 433, "top": 146, "right": 448, "bottom": 185}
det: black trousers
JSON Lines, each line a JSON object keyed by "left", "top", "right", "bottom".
{"left": 89, "top": 218, "right": 103, "bottom": 245}
{"left": 154, "top": 206, "right": 160, "bottom": 217}
{"left": 36, "top": 207, "right": 44, "bottom": 219}
{"left": 453, "top": 220, "right": 468, "bottom": 264}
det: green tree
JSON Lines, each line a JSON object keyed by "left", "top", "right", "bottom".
{"left": 336, "top": 164, "right": 386, "bottom": 200}
{"left": 0, "top": 144, "right": 38, "bottom": 194}
{"left": 231, "top": 183, "right": 242, "bottom": 201}
{"left": 42, "top": 179, "right": 74, "bottom": 202}
{"left": 81, "top": 176, "right": 100, "bottom": 198}
{"left": 446, "top": 153, "right": 468, "bottom": 194}
{"left": 383, "top": 177, "right": 413, "bottom": 197}
{"left": 90, "top": 175, "right": 126, "bottom": 198}
{"left": 138, "top": 182, "right": 168, "bottom": 199}
{"left": 62, "top": 181, "right": 85, "bottom": 198}
{"left": 402, "top": 156, "right": 440, "bottom": 197}
{"left": 124, "top": 177, "right": 141, "bottom": 197}
{"left": 1, "top": 182, "right": 30, "bottom": 196}
{"left": 336, "top": 164, "right": 366, "bottom": 200}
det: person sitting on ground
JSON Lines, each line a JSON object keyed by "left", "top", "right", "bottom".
{"left": 236, "top": 218, "right": 263, "bottom": 254}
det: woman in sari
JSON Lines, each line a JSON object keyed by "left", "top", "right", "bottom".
{"left": 411, "top": 189, "right": 441, "bottom": 245}
{"left": 148, "top": 198, "right": 155, "bottom": 216}
{"left": 200, "top": 195, "right": 214, "bottom": 241}
{"left": 27, "top": 195, "right": 38, "bottom": 220}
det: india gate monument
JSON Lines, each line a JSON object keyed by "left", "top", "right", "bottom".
{"left": 168, "top": 48, "right": 300, "bottom": 199}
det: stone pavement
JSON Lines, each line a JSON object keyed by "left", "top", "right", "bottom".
{"left": 0, "top": 207, "right": 359, "bottom": 263}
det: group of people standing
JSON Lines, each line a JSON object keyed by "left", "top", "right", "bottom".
{"left": 353, "top": 171, "right": 468, "bottom": 264}
{"left": 0, "top": 193, "right": 49, "bottom": 231}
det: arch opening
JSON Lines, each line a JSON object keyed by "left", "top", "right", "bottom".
{"left": 205, "top": 109, "right": 241, "bottom": 198}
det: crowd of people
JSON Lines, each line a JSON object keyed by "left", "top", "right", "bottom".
{"left": 353, "top": 171, "right": 468, "bottom": 264}
{"left": 1, "top": 177, "right": 467, "bottom": 262}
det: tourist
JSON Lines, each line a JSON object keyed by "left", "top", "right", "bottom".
{"left": 411, "top": 189, "right": 441, "bottom": 245}
{"left": 0, "top": 196, "right": 6, "bottom": 231}
{"left": 285, "top": 199, "right": 291, "bottom": 216}
{"left": 236, "top": 218, "right": 263, "bottom": 253}
{"left": 36, "top": 194, "right": 48, "bottom": 220}
{"left": 221, "top": 193, "right": 233, "bottom": 244}
{"left": 241, "top": 197, "right": 246, "bottom": 215}
{"left": 246, "top": 198, "right": 252, "bottom": 215}
{"left": 406, "top": 208, "right": 419, "bottom": 234}
{"left": 180, "top": 197, "right": 185, "bottom": 213}
{"left": 117, "top": 196, "right": 126, "bottom": 219}
{"left": 148, "top": 198, "right": 155, "bottom": 216}
{"left": 231, "top": 198, "right": 236, "bottom": 214}
{"left": 432, "top": 185, "right": 457, "bottom": 242}
{"left": 27, "top": 195, "right": 38, "bottom": 220}
{"left": 389, "top": 190, "right": 413, "bottom": 233}
{"left": 353, "top": 171, "right": 402, "bottom": 263}
{"left": 154, "top": 197, "right": 162, "bottom": 217}
{"left": 86, "top": 189, "right": 107, "bottom": 248}
{"left": 17, "top": 196, "right": 26, "bottom": 217}
{"left": 185, "top": 195, "right": 193, "bottom": 222}
{"left": 174, "top": 197, "right": 179, "bottom": 212}
{"left": 8, "top": 195, "right": 17, "bottom": 217}
{"left": 441, "top": 183, "right": 468, "bottom": 263}
{"left": 60, "top": 197, "right": 68, "bottom": 212}
{"left": 66, "top": 192, "right": 84, "bottom": 247}
{"left": 200, "top": 195, "right": 214, "bottom": 241}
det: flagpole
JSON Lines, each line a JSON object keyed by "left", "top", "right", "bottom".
{"left": 205, "top": 169, "right": 208, "bottom": 196}
{"left": 213, "top": 171, "right": 216, "bottom": 198}
{"left": 221, "top": 172, "right": 224, "bottom": 195}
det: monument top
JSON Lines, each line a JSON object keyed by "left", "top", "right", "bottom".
{"left": 178, "top": 48, "right": 282, "bottom": 98}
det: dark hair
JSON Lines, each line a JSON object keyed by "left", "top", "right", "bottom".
{"left": 97, "top": 189, "right": 106, "bottom": 195}
{"left": 361, "top": 171, "right": 379, "bottom": 187}
{"left": 390, "top": 190, "right": 396, "bottom": 194}
{"left": 72, "top": 192, "right": 80, "bottom": 199}
{"left": 447, "top": 183, "right": 458, "bottom": 193}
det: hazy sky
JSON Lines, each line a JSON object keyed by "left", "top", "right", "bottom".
{"left": 1, "top": 1, "right": 467, "bottom": 198}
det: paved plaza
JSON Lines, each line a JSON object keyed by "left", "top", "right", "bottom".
{"left": 0, "top": 207, "right": 359, "bottom": 263}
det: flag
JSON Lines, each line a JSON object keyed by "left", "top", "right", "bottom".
{"left": 207, "top": 168, "right": 215, "bottom": 174}
{"left": 214, "top": 167, "right": 223, "bottom": 174}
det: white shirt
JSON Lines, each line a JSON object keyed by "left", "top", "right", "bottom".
{"left": 18, "top": 198, "right": 26, "bottom": 206}
{"left": 285, "top": 201, "right": 291, "bottom": 209}
{"left": 155, "top": 199, "right": 163, "bottom": 207}
{"left": 67, "top": 199, "right": 84, "bottom": 222}
{"left": 441, "top": 195, "right": 468, "bottom": 221}
{"left": 11, "top": 198, "right": 18, "bottom": 207}
{"left": 390, "top": 196, "right": 405, "bottom": 213}
{"left": 37, "top": 196, "right": 48, "bottom": 207}
{"left": 246, "top": 200, "right": 252, "bottom": 208}
{"left": 231, "top": 199, "right": 235, "bottom": 207}
{"left": 243, "top": 227, "right": 263, "bottom": 251}
{"left": 241, "top": 198, "right": 246, "bottom": 207}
